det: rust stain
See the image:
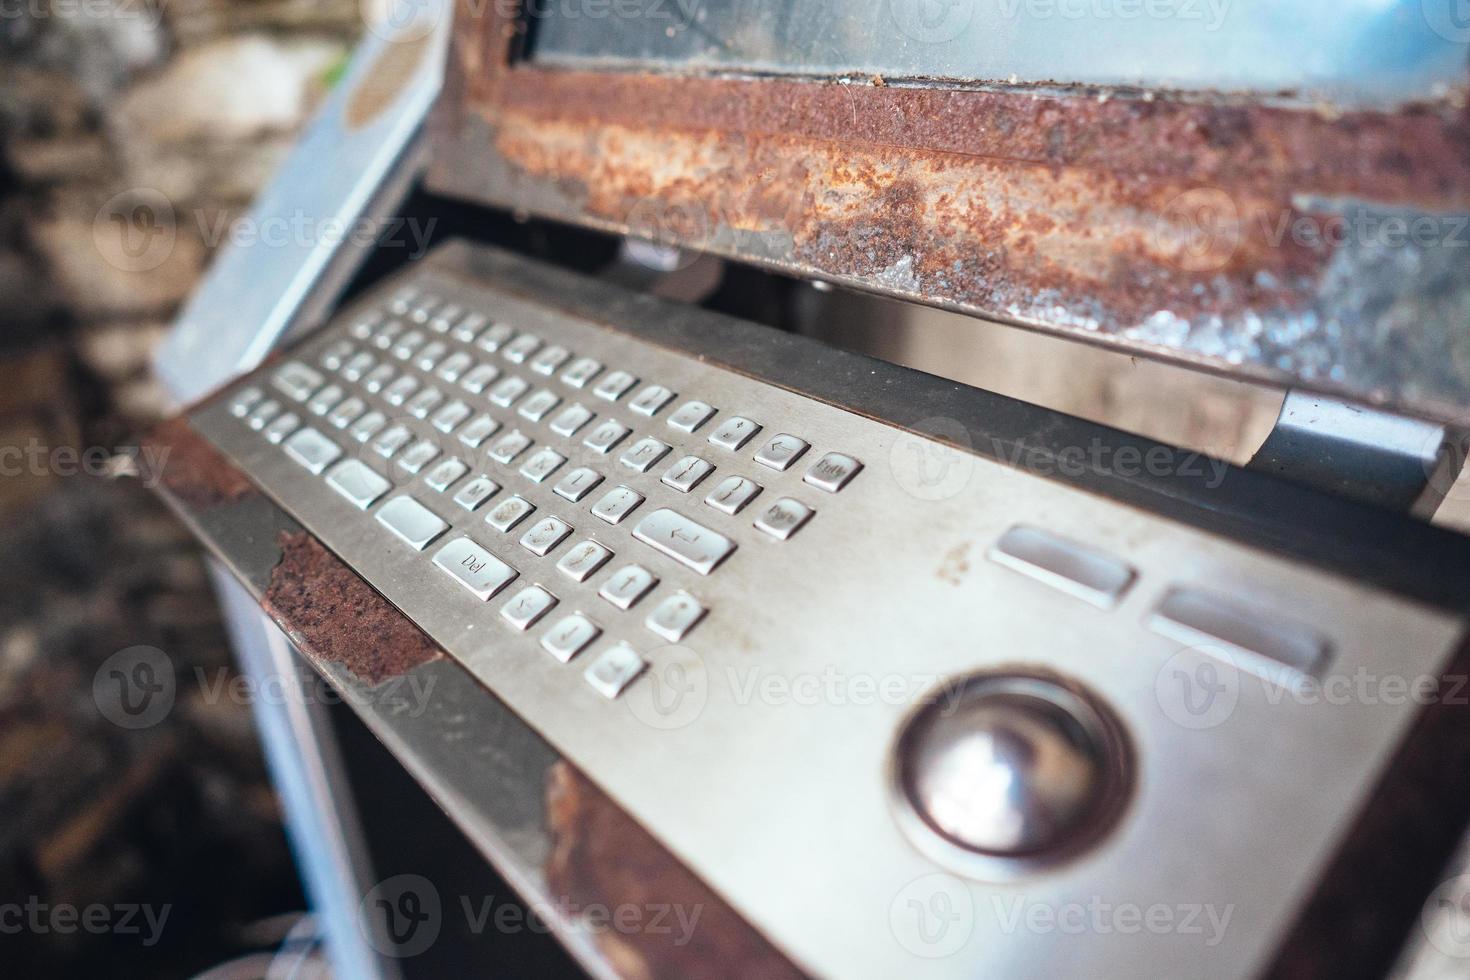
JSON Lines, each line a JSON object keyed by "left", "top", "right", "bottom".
{"left": 263, "top": 531, "right": 443, "bottom": 686}
{"left": 937, "top": 542, "right": 972, "bottom": 586}
{"left": 545, "top": 762, "right": 805, "bottom": 980}
{"left": 141, "top": 417, "right": 257, "bottom": 510}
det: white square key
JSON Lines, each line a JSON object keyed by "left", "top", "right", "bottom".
{"left": 425, "top": 457, "right": 468, "bottom": 492}
{"left": 519, "top": 447, "right": 566, "bottom": 483}
{"left": 520, "top": 516, "right": 573, "bottom": 556}
{"left": 598, "top": 564, "right": 657, "bottom": 610}
{"left": 646, "top": 592, "right": 707, "bottom": 642}
{"left": 541, "top": 614, "right": 600, "bottom": 663}
{"left": 501, "top": 585, "right": 557, "bottom": 630}
{"left": 283, "top": 427, "right": 342, "bottom": 474}
{"left": 325, "top": 459, "right": 391, "bottom": 509}
{"left": 376, "top": 496, "right": 449, "bottom": 550}
{"left": 553, "top": 467, "right": 603, "bottom": 502}
{"left": 486, "top": 494, "right": 535, "bottom": 532}
{"left": 753, "top": 497, "right": 815, "bottom": 540}
{"left": 583, "top": 419, "right": 630, "bottom": 454}
{"left": 432, "top": 537, "right": 517, "bottom": 601}
{"left": 667, "top": 400, "right": 715, "bottom": 432}
{"left": 661, "top": 455, "right": 714, "bottom": 493}
{"left": 556, "top": 540, "right": 613, "bottom": 582}
{"left": 619, "top": 437, "right": 670, "bottom": 473}
{"left": 753, "top": 434, "right": 810, "bottom": 471}
{"left": 708, "top": 416, "right": 761, "bottom": 451}
{"left": 584, "top": 644, "right": 647, "bottom": 699}
{"left": 591, "top": 485, "right": 644, "bottom": 525}
{"left": 453, "top": 475, "right": 500, "bottom": 511}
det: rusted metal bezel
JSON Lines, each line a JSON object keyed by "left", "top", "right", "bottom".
{"left": 427, "top": 1, "right": 1470, "bottom": 423}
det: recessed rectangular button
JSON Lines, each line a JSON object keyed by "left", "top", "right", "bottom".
{"left": 754, "top": 434, "right": 810, "bottom": 471}
{"left": 432, "top": 537, "right": 517, "bottom": 601}
{"left": 804, "top": 452, "right": 863, "bottom": 492}
{"left": 541, "top": 614, "right": 601, "bottom": 663}
{"left": 584, "top": 644, "right": 646, "bottom": 699}
{"left": 502, "top": 585, "right": 557, "bottom": 630}
{"left": 283, "top": 427, "right": 342, "bottom": 474}
{"left": 1149, "top": 587, "right": 1333, "bottom": 680}
{"left": 272, "top": 362, "right": 324, "bottom": 402}
{"left": 632, "top": 508, "right": 736, "bottom": 575}
{"left": 988, "top": 526, "right": 1136, "bottom": 609}
{"left": 325, "top": 459, "right": 392, "bottom": 509}
{"left": 376, "top": 496, "right": 449, "bottom": 550}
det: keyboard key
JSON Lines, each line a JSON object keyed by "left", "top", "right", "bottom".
{"left": 708, "top": 416, "right": 761, "bottom": 451}
{"left": 561, "top": 356, "right": 601, "bottom": 388}
{"left": 283, "top": 427, "right": 341, "bottom": 474}
{"left": 247, "top": 399, "right": 282, "bottom": 430}
{"left": 319, "top": 340, "right": 355, "bottom": 371}
{"left": 387, "top": 287, "right": 416, "bottom": 315}
{"left": 349, "top": 411, "right": 387, "bottom": 442}
{"left": 619, "top": 437, "right": 671, "bottom": 473}
{"left": 753, "top": 497, "right": 814, "bottom": 540}
{"left": 415, "top": 340, "right": 448, "bottom": 370}
{"left": 376, "top": 495, "right": 448, "bottom": 550}
{"left": 668, "top": 400, "right": 715, "bottom": 432}
{"left": 486, "top": 495, "right": 535, "bottom": 532}
{"left": 583, "top": 419, "right": 631, "bottom": 454}
{"left": 584, "top": 644, "right": 646, "bottom": 699}
{"left": 341, "top": 351, "right": 376, "bottom": 381}
{"left": 396, "top": 439, "right": 440, "bottom": 474}
{"left": 549, "top": 403, "right": 594, "bottom": 437}
{"left": 326, "top": 459, "right": 392, "bottom": 509}
{"left": 502, "top": 333, "right": 541, "bottom": 363}
{"left": 520, "top": 447, "right": 566, "bottom": 483}
{"left": 520, "top": 516, "right": 573, "bottom": 556}
{"left": 428, "top": 303, "right": 463, "bottom": 333}
{"left": 804, "top": 452, "right": 863, "bottom": 492}
{"left": 391, "top": 329, "right": 425, "bottom": 360}
{"left": 529, "top": 345, "right": 571, "bottom": 375}
{"left": 371, "top": 424, "right": 413, "bottom": 458}
{"left": 754, "top": 434, "right": 810, "bottom": 471}
{"left": 592, "top": 370, "right": 638, "bottom": 401}
{"left": 371, "top": 321, "right": 402, "bottom": 350}
{"left": 407, "top": 298, "right": 439, "bottom": 325}
{"left": 629, "top": 384, "right": 676, "bottom": 416}
{"left": 557, "top": 539, "right": 613, "bottom": 582}
{"left": 646, "top": 592, "right": 707, "bottom": 642}
{"left": 488, "top": 430, "right": 533, "bottom": 464}
{"left": 230, "top": 387, "right": 263, "bottom": 417}
{"left": 705, "top": 475, "right": 762, "bottom": 515}
{"left": 541, "top": 614, "right": 600, "bottom": 663}
{"left": 502, "top": 585, "right": 556, "bottom": 630}
{"left": 598, "top": 563, "right": 657, "bottom": 610}
{"left": 553, "top": 466, "right": 603, "bottom": 502}
{"left": 307, "top": 384, "right": 344, "bottom": 415}
{"left": 425, "top": 457, "right": 469, "bottom": 492}
{"left": 272, "top": 362, "right": 324, "bottom": 402}
{"left": 432, "top": 537, "right": 517, "bottom": 601}
{"left": 362, "top": 363, "right": 395, "bottom": 392}
{"left": 661, "top": 455, "right": 713, "bottom": 493}
{"left": 431, "top": 400, "right": 472, "bottom": 433}
{"left": 988, "top": 525, "right": 1137, "bottom": 609}
{"left": 350, "top": 312, "right": 382, "bottom": 338}
{"left": 436, "top": 351, "right": 474, "bottom": 382}
{"left": 458, "top": 414, "right": 500, "bottom": 448}
{"left": 384, "top": 375, "right": 419, "bottom": 406}
{"left": 460, "top": 363, "right": 500, "bottom": 393}
{"left": 489, "top": 376, "right": 529, "bottom": 408}
{"left": 264, "top": 412, "right": 300, "bottom": 444}
{"left": 591, "top": 485, "right": 644, "bottom": 525}
{"left": 453, "top": 475, "right": 500, "bottom": 511}
{"left": 328, "top": 397, "right": 366, "bottom": 429}
{"left": 406, "top": 387, "right": 444, "bottom": 418}
{"left": 475, "top": 323, "right": 515, "bottom": 353}
{"left": 632, "top": 508, "right": 737, "bottom": 575}
{"left": 518, "top": 388, "right": 561, "bottom": 422}
{"left": 451, "top": 313, "right": 489, "bottom": 343}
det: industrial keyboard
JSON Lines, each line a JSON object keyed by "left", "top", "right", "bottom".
{"left": 186, "top": 242, "right": 1468, "bottom": 979}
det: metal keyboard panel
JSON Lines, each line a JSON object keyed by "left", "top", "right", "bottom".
{"left": 193, "top": 249, "right": 1466, "bottom": 979}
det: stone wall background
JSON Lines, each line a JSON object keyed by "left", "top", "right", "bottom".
{"left": 1, "top": 2, "right": 364, "bottom": 975}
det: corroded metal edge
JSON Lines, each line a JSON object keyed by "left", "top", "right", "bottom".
{"left": 428, "top": 1, "right": 1470, "bottom": 422}
{"left": 140, "top": 413, "right": 804, "bottom": 977}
